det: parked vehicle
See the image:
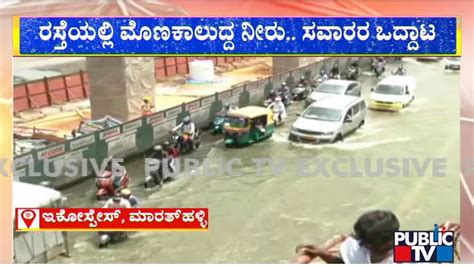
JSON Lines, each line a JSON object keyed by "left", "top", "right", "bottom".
{"left": 369, "top": 75, "right": 417, "bottom": 111}
{"left": 223, "top": 106, "right": 274, "bottom": 147}
{"left": 290, "top": 95, "right": 367, "bottom": 143}
{"left": 305, "top": 80, "right": 361, "bottom": 107}
{"left": 444, "top": 57, "right": 460, "bottom": 70}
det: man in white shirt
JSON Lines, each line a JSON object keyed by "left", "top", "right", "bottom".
{"left": 294, "top": 210, "right": 400, "bottom": 264}
{"left": 103, "top": 194, "right": 131, "bottom": 209}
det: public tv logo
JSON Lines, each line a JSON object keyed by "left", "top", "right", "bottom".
{"left": 16, "top": 208, "right": 40, "bottom": 230}
{"left": 394, "top": 224, "right": 454, "bottom": 263}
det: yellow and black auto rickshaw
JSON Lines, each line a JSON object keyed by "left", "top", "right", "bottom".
{"left": 223, "top": 106, "right": 274, "bottom": 147}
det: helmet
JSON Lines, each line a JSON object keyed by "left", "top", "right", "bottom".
{"left": 183, "top": 116, "right": 191, "bottom": 124}
{"left": 275, "top": 96, "right": 282, "bottom": 102}
{"left": 112, "top": 194, "right": 122, "bottom": 202}
{"left": 320, "top": 69, "right": 326, "bottom": 74}
{"left": 224, "top": 102, "right": 231, "bottom": 109}
{"left": 143, "top": 96, "right": 152, "bottom": 102}
{"left": 121, "top": 188, "right": 131, "bottom": 196}
{"left": 163, "top": 141, "right": 171, "bottom": 148}
{"left": 398, "top": 64, "right": 404, "bottom": 69}
{"left": 153, "top": 145, "right": 163, "bottom": 152}
{"left": 281, "top": 82, "right": 286, "bottom": 86}
{"left": 300, "top": 76, "right": 305, "bottom": 80}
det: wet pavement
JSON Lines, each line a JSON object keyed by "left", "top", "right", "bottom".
{"left": 53, "top": 58, "right": 460, "bottom": 263}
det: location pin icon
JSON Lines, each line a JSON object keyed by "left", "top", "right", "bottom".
{"left": 21, "top": 210, "right": 36, "bottom": 229}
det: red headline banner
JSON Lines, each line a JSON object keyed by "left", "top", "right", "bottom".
{"left": 15, "top": 208, "right": 208, "bottom": 231}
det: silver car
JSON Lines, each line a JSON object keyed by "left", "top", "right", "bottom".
{"left": 305, "top": 79, "right": 361, "bottom": 107}
{"left": 290, "top": 95, "right": 367, "bottom": 143}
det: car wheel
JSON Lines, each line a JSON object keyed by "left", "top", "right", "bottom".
{"left": 333, "top": 134, "right": 343, "bottom": 143}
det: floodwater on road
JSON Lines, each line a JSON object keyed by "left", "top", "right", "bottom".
{"left": 54, "top": 58, "right": 460, "bottom": 263}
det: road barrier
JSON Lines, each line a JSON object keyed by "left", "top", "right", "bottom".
{"left": 14, "top": 57, "right": 372, "bottom": 188}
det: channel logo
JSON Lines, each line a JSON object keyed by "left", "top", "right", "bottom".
{"left": 394, "top": 224, "right": 454, "bottom": 263}
{"left": 16, "top": 208, "right": 40, "bottom": 230}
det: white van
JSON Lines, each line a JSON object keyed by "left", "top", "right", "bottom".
{"left": 369, "top": 75, "right": 417, "bottom": 111}
{"left": 289, "top": 95, "right": 367, "bottom": 143}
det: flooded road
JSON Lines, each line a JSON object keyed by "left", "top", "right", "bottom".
{"left": 54, "top": 58, "right": 460, "bottom": 263}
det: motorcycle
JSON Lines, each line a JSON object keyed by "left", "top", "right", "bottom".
{"left": 169, "top": 130, "right": 201, "bottom": 154}
{"left": 144, "top": 158, "right": 174, "bottom": 189}
{"left": 292, "top": 84, "right": 307, "bottom": 101}
{"left": 213, "top": 114, "right": 226, "bottom": 134}
{"left": 329, "top": 72, "right": 341, "bottom": 80}
{"left": 95, "top": 170, "right": 130, "bottom": 201}
{"left": 346, "top": 66, "right": 360, "bottom": 80}
{"left": 98, "top": 231, "right": 128, "bottom": 248}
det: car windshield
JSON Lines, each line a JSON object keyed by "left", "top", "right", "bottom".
{"left": 224, "top": 116, "right": 248, "bottom": 128}
{"left": 374, "top": 84, "right": 404, "bottom": 95}
{"left": 315, "top": 83, "right": 346, "bottom": 94}
{"left": 302, "top": 106, "right": 342, "bottom": 122}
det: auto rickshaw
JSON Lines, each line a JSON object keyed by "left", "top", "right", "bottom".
{"left": 223, "top": 106, "right": 275, "bottom": 147}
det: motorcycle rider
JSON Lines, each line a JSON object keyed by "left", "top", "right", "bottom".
{"left": 103, "top": 194, "right": 131, "bottom": 208}
{"left": 347, "top": 61, "right": 360, "bottom": 79}
{"left": 120, "top": 188, "right": 140, "bottom": 208}
{"left": 330, "top": 63, "right": 340, "bottom": 79}
{"left": 104, "top": 158, "right": 126, "bottom": 191}
{"left": 298, "top": 76, "right": 308, "bottom": 87}
{"left": 267, "top": 96, "right": 286, "bottom": 123}
{"left": 173, "top": 116, "right": 196, "bottom": 139}
{"left": 163, "top": 141, "right": 179, "bottom": 159}
{"left": 150, "top": 145, "right": 174, "bottom": 177}
{"left": 218, "top": 102, "right": 235, "bottom": 116}
{"left": 374, "top": 57, "right": 386, "bottom": 72}
{"left": 393, "top": 64, "right": 406, "bottom": 75}
{"left": 278, "top": 82, "right": 291, "bottom": 105}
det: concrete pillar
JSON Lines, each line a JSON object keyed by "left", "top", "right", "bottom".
{"left": 86, "top": 57, "right": 156, "bottom": 121}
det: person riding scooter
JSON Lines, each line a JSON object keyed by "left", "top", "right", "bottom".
{"left": 152, "top": 144, "right": 175, "bottom": 174}
{"left": 298, "top": 76, "right": 308, "bottom": 87}
{"left": 330, "top": 63, "right": 341, "bottom": 79}
{"left": 277, "top": 82, "right": 292, "bottom": 106}
{"left": 346, "top": 62, "right": 360, "bottom": 80}
{"left": 218, "top": 102, "right": 235, "bottom": 116}
{"left": 264, "top": 89, "right": 278, "bottom": 107}
{"left": 104, "top": 158, "right": 127, "bottom": 191}
{"left": 173, "top": 116, "right": 196, "bottom": 139}
{"left": 373, "top": 57, "right": 386, "bottom": 77}
{"left": 267, "top": 96, "right": 286, "bottom": 124}
{"left": 120, "top": 189, "right": 140, "bottom": 208}
{"left": 163, "top": 141, "right": 179, "bottom": 159}
{"left": 392, "top": 64, "right": 407, "bottom": 75}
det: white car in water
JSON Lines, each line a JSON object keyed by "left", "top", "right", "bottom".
{"left": 444, "top": 57, "right": 460, "bottom": 70}
{"left": 369, "top": 75, "right": 417, "bottom": 111}
{"left": 305, "top": 79, "right": 361, "bottom": 107}
{"left": 290, "top": 95, "right": 367, "bottom": 143}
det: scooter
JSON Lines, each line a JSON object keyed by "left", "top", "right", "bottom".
{"left": 277, "top": 89, "right": 292, "bottom": 107}
{"left": 98, "top": 231, "right": 128, "bottom": 248}
{"left": 95, "top": 170, "right": 130, "bottom": 201}
{"left": 144, "top": 158, "right": 175, "bottom": 189}
{"left": 169, "top": 130, "right": 201, "bottom": 154}
{"left": 292, "top": 84, "right": 308, "bottom": 101}
{"left": 213, "top": 114, "right": 226, "bottom": 134}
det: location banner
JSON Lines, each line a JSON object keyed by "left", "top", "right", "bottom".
{"left": 15, "top": 208, "right": 209, "bottom": 231}
{"left": 13, "top": 17, "right": 459, "bottom": 56}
